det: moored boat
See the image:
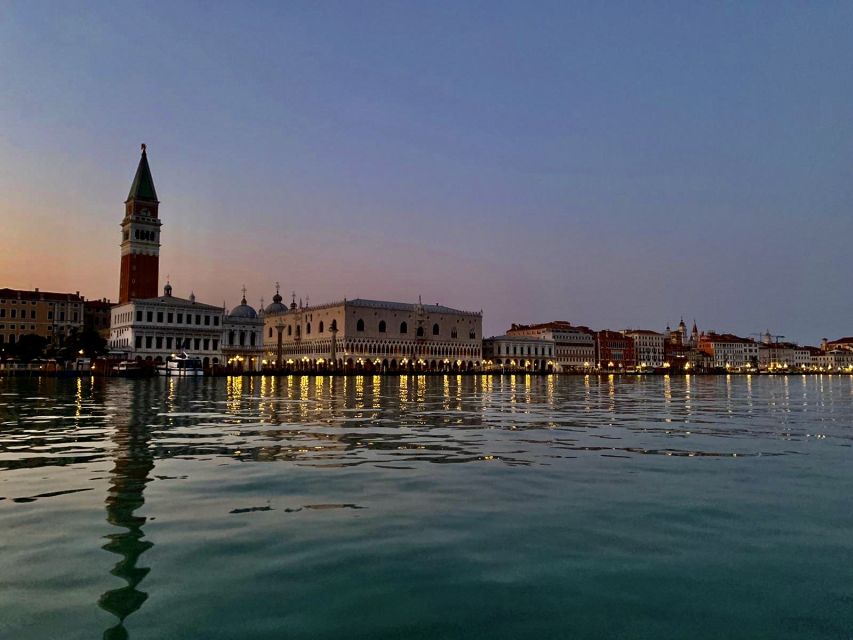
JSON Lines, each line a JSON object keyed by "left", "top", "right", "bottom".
{"left": 157, "top": 353, "right": 204, "bottom": 377}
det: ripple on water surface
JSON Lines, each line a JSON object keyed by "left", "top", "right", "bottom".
{"left": 0, "top": 374, "right": 852, "bottom": 640}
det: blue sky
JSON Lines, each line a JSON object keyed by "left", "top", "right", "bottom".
{"left": 1, "top": 1, "right": 851, "bottom": 342}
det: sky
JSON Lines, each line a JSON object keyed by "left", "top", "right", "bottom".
{"left": 1, "top": 1, "right": 851, "bottom": 343}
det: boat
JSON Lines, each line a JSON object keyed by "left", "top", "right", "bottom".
{"left": 114, "top": 361, "right": 150, "bottom": 378}
{"left": 158, "top": 353, "right": 204, "bottom": 377}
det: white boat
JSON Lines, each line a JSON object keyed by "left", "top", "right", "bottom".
{"left": 158, "top": 353, "right": 204, "bottom": 377}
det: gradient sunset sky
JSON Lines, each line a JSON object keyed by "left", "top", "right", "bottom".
{"left": 1, "top": 2, "right": 851, "bottom": 342}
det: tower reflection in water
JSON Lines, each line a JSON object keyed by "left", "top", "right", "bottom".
{"left": 99, "top": 381, "right": 157, "bottom": 640}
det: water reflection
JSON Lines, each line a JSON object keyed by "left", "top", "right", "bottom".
{"left": 98, "top": 383, "right": 157, "bottom": 640}
{"left": 1, "top": 374, "right": 852, "bottom": 476}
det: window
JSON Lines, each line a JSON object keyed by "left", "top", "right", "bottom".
{"left": 400, "top": 321, "right": 407, "bottom": 334}
{"left": 30, "top": 310, "right": 36, "bottom": 319}
{"left": 229, "top": 330, "right": 235, "bottom": 345}
{"left": 177, "top": 313, "right": 183, "bottom": 324}
{"left": 287, "top": 325, "right": 292, "bottom": 336}
{"left": 11, "top": 310, "right": 16, "bottom": 319}
{"left": 0, "top": 310, "right": 4, "bottom": 318}
{"left": 156, "top": 337, "right": 163, "bottom": 349}
{"left": 306, "top": 323, "right": 311, "bottom": 335}
{"left": 250, "top": 333, "right": 256, "bottom": 346}
{"left": 157, "top": 312, "right": 164, "bottom": 323}
{"left": 145, "top": 336, "right": 153, "bottom": 348}
{"left": 212, "top": 339, "right": 218, "bottom": 350}
{"left": 357, "top": 319, "right": 365, "bottom": 332}
{"left": 167, "top": 313, "right": 173, "bottom": 323}
{"left": 204, "top": 315, "right": 210, "bottom": 326}
{"left": 432, "top": 323, "right": 439, "bottom": 336}
{"left": 195, "top": 314, "right": 201, "bottom": 325}
{"left": 417, "top": 326, "right": 424, "bottom": 337}
{"left": 451, "top": 328, "right": 457, "bottom": 339}
{"left": 378, "top": 320, "right": 386, "bottom": 333}
{"left": 213, "top": 316, "right": 219, "bottom": 326}
{"left": 319, "top": 321, "right": 324, "bottom": 333}
{"left": 268, "top": 327, "right": 273, "bottom": 338}
{"left": 239, "top": 332, "right": 245, "bottom": 346}
{"left": 469, "top": 330, "right": 476, "bottom": 339}
{"left": 166, "top": 337, "right": 173, "bottom": 349}
{"left": 73, "top": 312, "right": 78, "bottom": 322}
{"left": 194, "top": 338, "right": 201, "bottom": 350}
{"left": 204, "top": 338, "right": 210, "bottom": 350}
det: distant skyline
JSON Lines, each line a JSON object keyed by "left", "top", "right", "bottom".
{"left": 2, "top": 2, "right": 852, "bottom": 343}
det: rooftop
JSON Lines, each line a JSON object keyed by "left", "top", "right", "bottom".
{"left": 0, "top": 287, "right": 83, "bottom": 302}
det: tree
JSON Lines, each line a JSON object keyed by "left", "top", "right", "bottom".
{"left": 63, "top": 328, "right": 108, "bottom": 359}
{"left": 11, "top": 334, "right": 48, "bottom": 362}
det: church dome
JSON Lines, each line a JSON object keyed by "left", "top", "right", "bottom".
{"left": 265, "top": 288, "right": 287, "bottom": 314}
{"left": 230, "top": 288, "right": 258, "bottom": 318}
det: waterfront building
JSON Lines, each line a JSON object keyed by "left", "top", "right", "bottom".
{"left": 109, "top": 284, "right": 224, "bottom": 366}
{"left": 595, "top": 330, "right": 635, "bottom": 369}
{"left": 794, "top": 346, "right": 821, "bottom": 369}
{"left": 815, "top": 349, "right": 853, "bottom": 371}
{"left": 823, "top": 337, "right": 853, "bottom": 352}
{"left": 262, "top": 294, "right": 483, "bottom": 372}
{"left": 482, "top": 334, "right": 556, "bottom": 372}
{"left": 222, "top": 289, "right": 265, "bottom": 372}
{"left": 505, "top": 321, "right": 595, "bottom": 371}
{"left": 622, "top": 329, "right": 665, "bottom": 368}
{"left": 758, "top": 340, "right": 797, "bottom": 370}
{"left": 0, "top": 287, "right": 84, "bottom": 348}
{"left": 84, "top": 298, "right": 115, "bottom": 340}
{"left": 697, "top": 333, "right": 759, "bottom": 369}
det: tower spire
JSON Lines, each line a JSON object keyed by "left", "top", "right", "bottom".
{"left": 126, "top": 143, "right": 159, "bottom": 203}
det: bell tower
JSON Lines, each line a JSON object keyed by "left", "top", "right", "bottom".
{"left": 119, "top": 144, "right": 162, "bottom": 304}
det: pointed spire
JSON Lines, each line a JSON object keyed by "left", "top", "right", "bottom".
{"left": 241, "top": 285, "right": 247, "bottom": 305}
{"left": 127, "top": 143, "right": 159, "bottom": 203}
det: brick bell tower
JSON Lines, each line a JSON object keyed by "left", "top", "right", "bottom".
{"left": 119, "top": 144, "right": 162, "bottom": 304}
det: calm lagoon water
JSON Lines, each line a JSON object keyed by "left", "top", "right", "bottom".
{"left": 0, "top": 374, "right": 851, "bottom": 639}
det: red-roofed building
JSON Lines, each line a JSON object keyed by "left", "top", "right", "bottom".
{"left": 595, "top": 330, "right": 635, "bottom": 369}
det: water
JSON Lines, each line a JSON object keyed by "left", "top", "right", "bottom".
{"left": 0, "top": 374, "right": 851, "bottom": 640}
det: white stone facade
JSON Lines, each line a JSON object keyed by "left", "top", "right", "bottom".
{"left": 623, "top": 330, "right": 665, "bottom": 368}
{"left": 505, "top": 322, "right": 595, "bottom": 371}
{"left": 109, "top": 286, "right": 224, "bottom": 365}
{"left": 482, "top": 335, "right": 556, "bottom": 371}
{"left": 263, "top": 298, "right": 482, "bottom": 371}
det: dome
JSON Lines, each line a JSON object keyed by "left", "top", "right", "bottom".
{"left": 265, "top": 285, "right": 287, "bottom": 314}
{"left": 230, "top": 296, "right": 258, "bottom": 318}
{"left": 230, "top": 287, "right": 258, "bottom": 318}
